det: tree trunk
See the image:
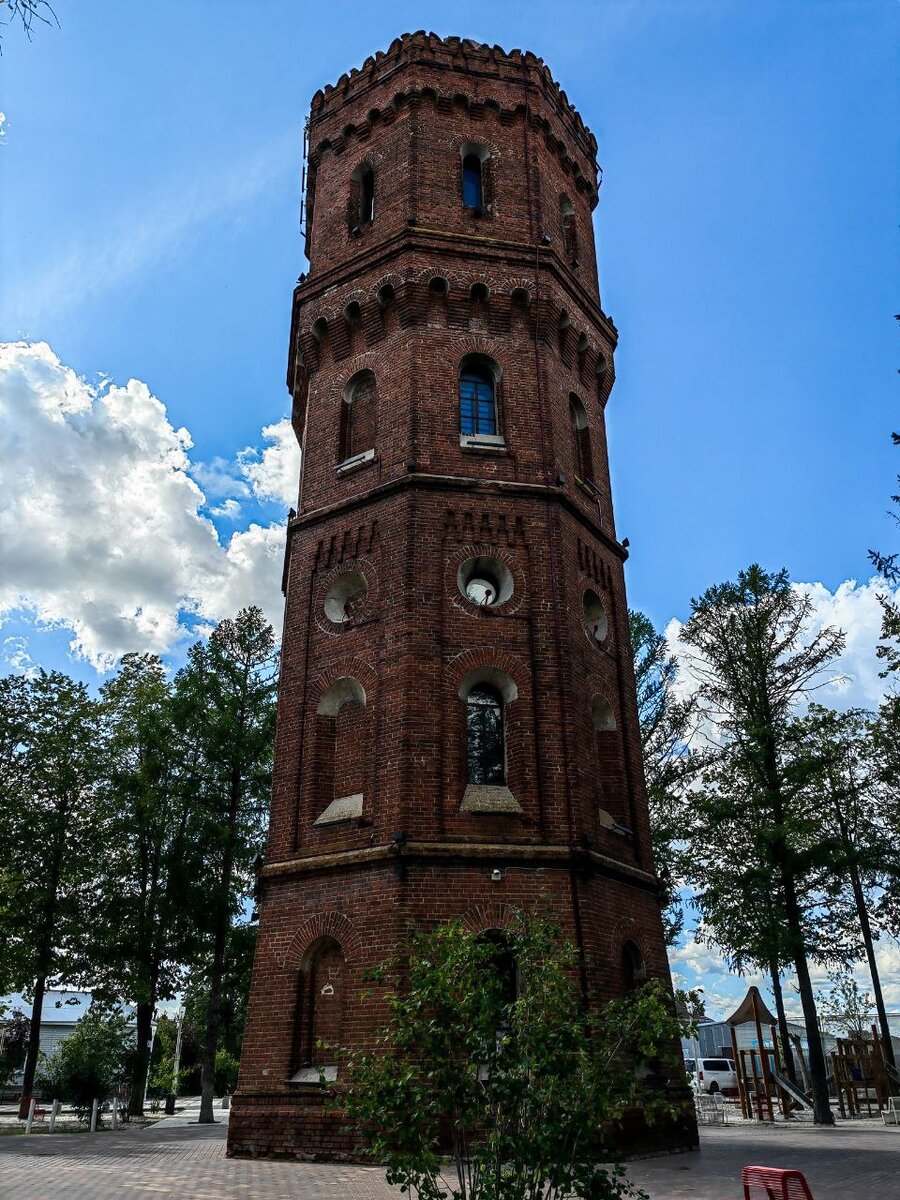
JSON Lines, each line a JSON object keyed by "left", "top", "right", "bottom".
{"left": 835, "top": 805, "right": 899, "bottom": 1084}
{"left": 18, "top": 976, "right": 45, "bottom": 1119}
{"left": 783, "top": 876, "right": 834, "bottom": 1124}
{"left": 769, "top": 961, "right": 798, "bottom": 1088}
{"left": 129, "top": 1000, "right": 154, "bottom": 1117}
{"left": 198, "top": 770, "right": 240, "bottom": 1124}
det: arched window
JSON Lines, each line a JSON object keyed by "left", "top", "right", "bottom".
{"left": 467, "top": 684, "right": 505, "bottom": 785}
{"left": 340, "top": 370, "right": 376, "bottom": 462}
{"left": 621, "top": 941, "right": 647, "bottom": 993}
{"left": 477, "top": 930, "right": 518, "bottom": 1009}
{"left": 313, "top": 677, "right": 368, "bottom": 826}
{"left": 459, "top": 358, "right": 499, "bottom": 438}
{"left": 462, "top": 153, "right": 483, "bottom": 209}
{"left": 560, "top": 195, "right": 578, "bottom": 260}
{"left": 359, "top": 166, "right": 375, "bottom": 224}
{"left": 569, "top": 395, "right": 594, "bottom": 483}
{"left": 349, "top": 163, "right": 375, "bottom": 229}
{"left": 291, "top": 937, "right": 346, "bottom": 1081}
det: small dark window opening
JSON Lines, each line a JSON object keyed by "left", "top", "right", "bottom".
{"left": 459, "top": 364, "right": 497, "bottom": 437}
{"left": 463, "top": 154, "right": 484, "bottom": 210}
{"left": 622, "top": 940, "right": 647, "bottom": 993}
{"left": 359, "top": 166, "right": 375, "bottom": 224}
{"left": 467, "top": 684, "right": 505, "bottom": 785}
{"left": 570, "top": 396, "right": 594, "bottom": 483}
{"left": 478, "top": 930, "right": 518, "bottom": 1008}
{"left": 560, "top": 196, "right": 578, "bottom": 261}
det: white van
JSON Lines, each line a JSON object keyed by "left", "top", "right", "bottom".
{"left": 684, "top": 1056, "right": 737, "bottom": 1094}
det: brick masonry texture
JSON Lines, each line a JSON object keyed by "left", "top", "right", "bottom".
{"left": 228, "top": 30, "right": 696, "bottom": 1162}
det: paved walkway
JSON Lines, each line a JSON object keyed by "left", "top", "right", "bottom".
{"left": 0, "top": 1109, "right": 896, "bottom": 1198}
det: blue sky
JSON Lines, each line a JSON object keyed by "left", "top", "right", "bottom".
{"left": 1, "top": 1, "right": 897, "bottom": 1019}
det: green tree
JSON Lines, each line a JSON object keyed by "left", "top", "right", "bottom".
{"left": 337, "top": 914, "right": 690, "bottom": 1200}
{"left": 0, "top": 1006, "right": 29, "bottom": 1085}
{"left": 680, "top": 565, "right": 844, "bottom": 1124}
{"left": 815, "top": 968, "right": 875, "bottom": 1039}
{"left": 35, "top": 1004, "right": 133, "bottom": 1121}
{"left": 629, "top": 610, "right": 696, "bottom": 943}
{"left": 93, "top": 653, "right": 202, "bottom": 1115}
{"left": 0, "top": 671, "right": 107, "bottom": 1117}
{"left": 174, "top": 608, "right": 277, "bottom": 1124}
{"left": 798, "top": 704, "right": 899, "bottom": 1080}
{"left": 868, "top": 430, "right": 899, "bottom": 674}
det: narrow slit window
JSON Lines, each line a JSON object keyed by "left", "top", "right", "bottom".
{"left": 560, "top": 195, "right": 577, "bottom": 260}
{"left": 462, "top": 153, "right": 484, "bottom": 210}
{"left": 569, "top": 395, "right": 594, "bottom": 482}
{"left": 466, "top": 684, "right": 505, "bottom": 785}
{"left": 460, "top": 364, "right": 497, "bottom": 437}
{"left": 359, "top": 166, "right": 375, "bottom": 224}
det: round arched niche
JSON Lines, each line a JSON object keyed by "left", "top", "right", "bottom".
{"left": 591, "top": 694, "right": 617, "bottom": 732}
{"left": 582, "top": 589, "right": 609, "bottom": 646}
{"left": 457, "top": 556, "right": 514, "bottom": 609}
{"left": 324, "top": 571, "right": 369, "bottom": 624}
{"left": 317, "top": 676, "right": 366, "bottom": 716}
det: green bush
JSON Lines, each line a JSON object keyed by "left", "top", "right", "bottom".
{"left": 336, "top": 912, "right": 691, "bottom": 1200}
{"left": 36, "top": 1006, "right": 134, "bottom": 1122}
{"left": 214, "top": 1048, "right": 239, "bottom": 1096}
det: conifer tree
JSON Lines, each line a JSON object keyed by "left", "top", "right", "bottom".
{"left": 680, "top": 565, "right": 843, "bottom": 1124}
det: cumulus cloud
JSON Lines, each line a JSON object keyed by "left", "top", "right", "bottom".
{"left": 669, "top": 927, "right": 900, "bottom": 1025}
{"left": 0, "top": 341, "right": 294, "bottom": 668}
{"left": 238, "top": 418, "right": 301, "bottom": 507}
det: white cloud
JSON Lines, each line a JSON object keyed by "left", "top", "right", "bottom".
{"left": 238, "top": 418, "right": 301, "bottom": 508}
{"left": 0, "top": 341, "right": 291, "bottom": 669}
{"left": 1, "top": 636, "right": 37, "bottom": 677}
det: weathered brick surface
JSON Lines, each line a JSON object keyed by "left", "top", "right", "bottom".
{"left": 229, "top": 31, "right": 694, "bottom": 1162}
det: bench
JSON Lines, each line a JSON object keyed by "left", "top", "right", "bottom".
{"left": 743, "top": 1166, "right": 814, "bottom": 1199}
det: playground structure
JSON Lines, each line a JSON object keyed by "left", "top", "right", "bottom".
{"left": 726, "top": 988, "right": 812, "bottom": 1122}
{"left": 830, "top": 1029, "right": 893, "bottom": 1118}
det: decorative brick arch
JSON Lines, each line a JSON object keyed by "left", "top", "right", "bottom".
{"left": 461, "top": 902, "right": 513, "bottom": 935}
{"left": 446, "top": 648, "right": 525, "bottom": 699}
{"left": 609, "top": 916, "right": 651, "bottom": 974}
{"left": 281, "top": 911, "right": 363, "bottom": 971}
{"left": 308, "top": 656, "right": 379, "bottom": 710}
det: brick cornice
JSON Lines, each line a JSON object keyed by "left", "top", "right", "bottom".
{"left": 286, "top": 472, "right": 627, "bottom": 561}
{"left": 259, "top": 839, "right": 659, "bottom": 892}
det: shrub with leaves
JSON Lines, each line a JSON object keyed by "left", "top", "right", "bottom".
{"left": 334, "top": 913, "right": 690, "bottom": 1200}
{"left": 36, "top": 1005, "right": 134, "bottom": 1121}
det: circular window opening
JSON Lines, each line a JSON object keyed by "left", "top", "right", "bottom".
{"left": 457, "top": 556, "right": 514, "bottom": 608}
{"left": 428, "top": 276, "right": 449, "bottom": 296}
{"left": 583, "top": 590, "right": 608, "bottom": 645}
{"left": 324, "top": 571, "right": 368, "bottom": 624}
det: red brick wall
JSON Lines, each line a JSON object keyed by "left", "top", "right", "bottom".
{"left": 229, "top": 32, "right": 693, "bottom": 1163}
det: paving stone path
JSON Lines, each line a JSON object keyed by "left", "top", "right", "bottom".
{"left": 0, "top": 1110, "right": 896, "bottom": 1198}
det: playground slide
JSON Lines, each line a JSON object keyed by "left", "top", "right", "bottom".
{"left": 770, "top": 1070, "right": 814, "bottom": 1111}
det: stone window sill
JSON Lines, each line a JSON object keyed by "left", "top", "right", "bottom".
{"left": 336, "top": 449, "right": 376, "bottom": 477}
{"left": 460, "top": 434, "right": 507, "bottom": 455}
{"left": 461, "top": 784, "right": 521, "bottom": 815}
{"left": 287, "top": 1066, "right": 338, "bottom": 1085}
{"left": 314, "top": 793, "right": 363, "bottom": 826}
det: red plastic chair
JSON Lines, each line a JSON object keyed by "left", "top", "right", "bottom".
{"left": 743, "top": 1165, "right": 814, "bottom": 1199}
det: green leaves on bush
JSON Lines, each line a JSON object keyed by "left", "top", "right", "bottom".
{"left": 334, "top": 912, "right": 690, "bottom": 1200}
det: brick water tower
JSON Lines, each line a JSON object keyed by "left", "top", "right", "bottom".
{"left": 229, "top": 32, "right": 687, "bottom": 1161}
